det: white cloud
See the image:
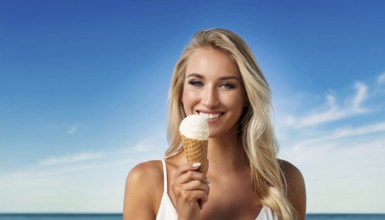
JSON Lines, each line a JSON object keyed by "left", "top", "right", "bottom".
{"left": 286, "top": 81, "right": 369, "bottom": 128}
{"left": 37, "top": 135, "right": 166, "bottom": 168}
{"left": 280, "top": 121, "right": 385, "bottom": 159}
{"left": 0, "top": 159, "right": 133, "bottom": 213}
{"left": 132, "top": 136, "right": 164, "bottom": 152}
{"left": 378, "top": 72, "right": 385, "bottom": 84}
{"left": 351, "top": 82, "right": 367, "bottom": 112}
{"left": 277, "top": 74, "right": 385, "bottom": 213}
{"left": 279, "top": 122, "right": 385, "bottom": 213}
{"left": 67, "top": 125, "right": 78, "bottom": 134}
{"left": 39, "top": 152, "right": 103, "bottom": 166}
{"left": 0, "top": 143, "right": 165, "bottom": 212}
{"left": 294, "top": 121, "right": 385, "bottom": 147}
{"left": 11, "top": 165, "right": 100, "bottom": 178}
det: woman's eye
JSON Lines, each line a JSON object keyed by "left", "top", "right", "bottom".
{"left": 221, "top": 82, "right": 236, "bottom": 89}
{"left": 188, "top": 80, "right": 203, "bottom": 87}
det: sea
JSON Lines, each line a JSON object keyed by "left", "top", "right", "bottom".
{"left": 1, "top": 213, "right": 385, "bottom": 220}
{"left": 0, "top": 214, "right": 385, "bottom": 220}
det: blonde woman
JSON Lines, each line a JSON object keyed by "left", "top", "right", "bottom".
{"left": 124, "top": 28, "right": 306, "bottom": 220}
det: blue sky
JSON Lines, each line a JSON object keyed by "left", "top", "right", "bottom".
{"left": 1, "top": 0, "right": 385, "bottom": 214}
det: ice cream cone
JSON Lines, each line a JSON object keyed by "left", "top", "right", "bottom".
{"left": 179, "top": 115, "right": 209, "bottom": 174}
{"left": 181, "top": 134, "right": 208, "bottom": 174}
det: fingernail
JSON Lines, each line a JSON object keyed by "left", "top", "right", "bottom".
{"left": 192, "top": 162, "right": 201, "bottom": 168}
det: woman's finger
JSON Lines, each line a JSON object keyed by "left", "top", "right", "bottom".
{"left": 180, "top": 179, "right": 210, "bottom": 194}
{"left": 173, "top": 162, "right": 202, "bottom": 179}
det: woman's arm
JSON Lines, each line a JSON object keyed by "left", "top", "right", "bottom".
{"left": 123, "top": 162, "right": 160, "bottom": 220}
{"left": 280, "top": 160, "right": 307, "bottom": 220}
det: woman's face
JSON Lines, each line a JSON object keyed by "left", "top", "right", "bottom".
{"left": 182, "top": 47, "right": 246, "bottom": 138}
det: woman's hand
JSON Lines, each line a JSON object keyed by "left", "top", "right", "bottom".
{"left": 171, "top": 162, "right": 210, "bottom": 220}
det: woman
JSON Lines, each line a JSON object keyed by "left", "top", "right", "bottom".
{"left": 123, "top": 28, "right": 306, "bottom": 220}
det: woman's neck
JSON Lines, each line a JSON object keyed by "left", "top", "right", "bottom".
{"left": 207, "top": 134, "right": 248, "bottom": 174}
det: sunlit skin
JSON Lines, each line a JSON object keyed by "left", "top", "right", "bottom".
{"left": 123, "top": 47, "right": 306, "bottom": 220}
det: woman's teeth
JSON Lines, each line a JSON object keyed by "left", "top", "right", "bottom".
{"left": 199, "top": 112, "right": 221, "bottom": 119}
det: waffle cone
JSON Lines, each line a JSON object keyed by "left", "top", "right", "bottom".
{"left": 181, "top": 134, "right": 208, "bottom": 174}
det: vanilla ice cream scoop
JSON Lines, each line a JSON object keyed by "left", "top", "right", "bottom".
{"left": 179, "top": 115, "right": 209, "bottom": 140}
{"left": 179, "top": 115, "right": 209, "bottom": 174}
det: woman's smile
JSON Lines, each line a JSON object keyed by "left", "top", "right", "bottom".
{"left": 195, "top": 110, "right": 224, "bottom": 122}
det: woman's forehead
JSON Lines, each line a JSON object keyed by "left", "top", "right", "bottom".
{"left": 185, "top": 48, "right": 239, "bottom": 77}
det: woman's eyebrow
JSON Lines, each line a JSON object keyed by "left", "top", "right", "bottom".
{"left": 218, "top": 76, "right": 240, "bottom": 81}
{"left": 186, "top": 73, "right": 240, "bottom": 81}
{"left": 186, "top": 73, "right": 203, "bottom": 78}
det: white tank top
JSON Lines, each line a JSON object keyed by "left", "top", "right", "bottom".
{"left": 156, "top": 160, "right": 278, "bottom": 220}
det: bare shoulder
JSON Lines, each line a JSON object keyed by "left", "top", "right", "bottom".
{"left": 278, "top": 159, "right": 307, "bottom": 220}
{"left": 126, "top": 160, "right": 163, "bottom": 184}
{"left": 123, "top": 160, "right": 163, "bottom": 220}
{"left": 279, "top": 159, "right": 304, "bottom": 184}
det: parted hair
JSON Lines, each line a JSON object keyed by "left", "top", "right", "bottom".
{"left": 166, "top": 28, "right": 296, "bottom": 219}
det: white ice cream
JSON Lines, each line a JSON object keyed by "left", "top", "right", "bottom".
{"left": 179, "top": 115, "right": 209, "bottom": 140}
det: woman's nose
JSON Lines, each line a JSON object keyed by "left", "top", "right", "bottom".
{"left": 201, "top": 85, "right": 219, "bottom": 108}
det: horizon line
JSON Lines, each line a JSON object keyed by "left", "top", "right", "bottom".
{"left": 1, "top": 212, "right": 385, "bottom": 215}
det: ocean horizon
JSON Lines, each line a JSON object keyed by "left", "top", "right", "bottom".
{"left": 0, "top": 213, "right": 385, "bottom": 220}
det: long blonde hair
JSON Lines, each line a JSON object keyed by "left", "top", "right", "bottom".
{"left": 166, "top": 28, "right": 295, "bottom": 219}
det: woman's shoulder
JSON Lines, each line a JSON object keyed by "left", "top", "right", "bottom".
{"left": 125, "top": 160, "right": 165, "bottom": 202}
{"left": 278, "top": 159, "right": 306, "bottom": 219}
{"left": 278, "top": 159, "right": 303, "bottom": 181}
{"left": 278, "top": 159, "right": 305, "bottom": 193}
{"left": 126, "top": 150, "right": 184, "bottom": 184}
{"left": 126, "top": 160, "right": 164, "bottom": 186}
{"left": 123, "top": 160, "right": 164, "bottom": 218}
